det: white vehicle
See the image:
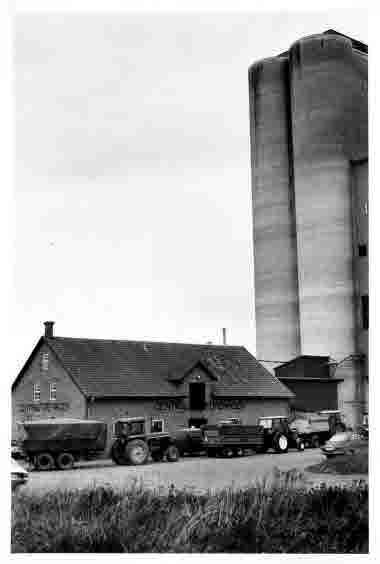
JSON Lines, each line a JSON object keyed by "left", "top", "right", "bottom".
{"left": 11, "top": 459, "right": 28, "bottom": 491}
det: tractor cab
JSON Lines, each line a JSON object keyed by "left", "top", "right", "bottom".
{"left": 113, "top": 417, "right": 165, "bottom": 439}
{"left": 258, "top": 416, "right": 291, "bottom": 434}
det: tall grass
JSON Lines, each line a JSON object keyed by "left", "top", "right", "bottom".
{"left": 12, "top": 469, "right": 368, "bottom": 553}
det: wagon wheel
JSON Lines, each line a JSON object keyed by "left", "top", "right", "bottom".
{"left": 56, "top": 452, "right": 75, "bottom": 471}
{"left": 35, "top": 452, "right": 55, "bottom": 471}
{"left": 311, "top": 435, "right": 320, "bottom": 449}
{"left": 126, "top": 439, "right": 149, "bottom": 465}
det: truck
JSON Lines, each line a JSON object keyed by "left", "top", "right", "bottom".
{"left": 202, "top": 416, "right": 305, "bottom": 457}
{"left": 18, "top": 416, "right": 181, "bottom": 470}
{"left": 289, "top": 410, "right": 346, "bottom": 448}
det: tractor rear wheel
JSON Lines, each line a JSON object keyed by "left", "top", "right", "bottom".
{"left": 126, "top": 439, "right": 149, "bottom": 465}
{"left": 35, "top": 452, "right": 55, "bottom": 471}
{"left": 274, "top": 434, "right": 288, "bottom": 453}
{"left": 56, "top": 452, "right": 75, "bottom": 470}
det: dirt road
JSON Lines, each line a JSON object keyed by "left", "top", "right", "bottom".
{"left": 21, "top": 449, "right": 326, "bottom": 494}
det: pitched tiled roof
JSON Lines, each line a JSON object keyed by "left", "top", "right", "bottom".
{"left": 41, "top": 336, "right": 293, "bottom": 400}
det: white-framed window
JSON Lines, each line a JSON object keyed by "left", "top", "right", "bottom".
{"left": 50, "top": 382, "right": 57, "bottom": 401}
{"left": 41, "top": 352, "right": 49, "bottom": 371}
{"left": 151, "top": 419, "right": 164, "bottom": 433}
{"left": 33, "top": 383, "right": 41, "bottom": 403}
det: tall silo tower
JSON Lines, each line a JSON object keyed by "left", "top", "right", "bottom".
{"left": 249, "top": 30, "right": 368, "bottom": 426}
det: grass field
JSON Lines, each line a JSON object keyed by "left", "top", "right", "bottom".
{"left": 12, "top": 469, "right": 368, "bottom": 553}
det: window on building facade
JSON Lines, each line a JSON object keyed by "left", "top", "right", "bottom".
{"left": 151, "top": 419, "right": 164, "bottom": 433}
{"left": 41, "top": 352, "right": 49, "bottom": 371}
{"left": 33, "top": 383, "right": 41, "bottom": 402}
{"left": 189, "top": 383, "right": 206, "bottom": 410}
{"left": 358, "top": 244, "right": 367, "bottom": 257}
{"left": 50, "top": 382, "right": 57, "bottom": 401}
{"left": 361, "top": 295, "right": 369, "bottom": 330}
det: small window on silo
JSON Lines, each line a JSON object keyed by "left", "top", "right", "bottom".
{"left": 358, "top": 244, "right": 367, "bottom": 257}
{"left": 361, "top": 295, "right": 369, "bottom": 330}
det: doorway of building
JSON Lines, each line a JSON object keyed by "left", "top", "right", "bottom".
{"left": 188, "top": 417, "right": 208, "bottom": 428}
{"left": 189, "top": 382, "right": 206, "bottom": 410}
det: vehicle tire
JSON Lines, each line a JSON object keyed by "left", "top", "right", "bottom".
{"left": 126, "top": 439, "right": 149, "bottom": 465}
{"left": 234, "top": 448, "right": 244, "bottom": 457}
{"left": 151, "top": 450, "right": 164, "bottom": 462}
{"left": 311, "top": 435, "right": 320, "bottom": 449}
{"left": 111, "top": 440, "right": 128, "bottom": 465}
{"left": 165, "top": 445, "right": 180, "bottom": 462}
{"left": 35, "top": 452, "right": 55, "bottom": 471}
{"left": 56, "top": 452, "right": 75, "bottom": 470}
{"left": 221, "top": 447, "right": 234, "bottom": 458}
{"left": 274, "top": 434, "right": 288, "bottom": 453}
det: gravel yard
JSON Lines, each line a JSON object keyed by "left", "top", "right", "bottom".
{"left": 21, "top": 449, "right": 327, "bottom": 494}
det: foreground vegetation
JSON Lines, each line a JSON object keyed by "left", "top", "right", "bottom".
{"left": 12, "top": 469, "right": 368, "bottom": 553}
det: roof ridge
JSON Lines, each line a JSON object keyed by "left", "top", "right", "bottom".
{"left": 47, "top": 336, "right": 245, "bottom": 349}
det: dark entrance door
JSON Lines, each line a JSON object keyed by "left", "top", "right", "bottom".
{"left": 189, "top": 382, "right": 206, "bottom": 410}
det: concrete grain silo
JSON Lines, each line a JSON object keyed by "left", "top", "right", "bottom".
{"left": 249, "top": 30, "right": 368, "bottom": 426}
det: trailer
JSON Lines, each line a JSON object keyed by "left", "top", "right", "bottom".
{"left": 20, "top": 418, "right": 107, "bottom": 470}
{"left": 202, "top": 417, "right": 304, "bottom": 457}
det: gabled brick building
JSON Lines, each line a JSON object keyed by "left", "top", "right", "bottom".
{"left": 12, "top": 322, "right": 294, "bottom": 448}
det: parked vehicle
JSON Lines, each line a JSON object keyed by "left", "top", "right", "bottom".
{"left": 202, "top": 416, "right": 304, "bottom": 457}
{"left": 321, "top": 430, "right": 368, "bottom": 458}
{"left": 19, "top": 418, "right": 108, "bottom": 471}
{"left": 110, "top": 417, "right": 180, "bottom": 465}
{"left": 290, "top": 410, "right": 346, "bottom": 448}
{"left": 11, "top": 459, "right": 28, "bottom": 491}
{"left": 257, "top": 416, "right": 305, "bottom": 453}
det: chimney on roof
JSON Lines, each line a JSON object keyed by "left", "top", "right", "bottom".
{"left": 44, "top": 321, "right": 55, "bottom": 338}
{"left": 222, "top": 328, "right": 227, "bottom": 345}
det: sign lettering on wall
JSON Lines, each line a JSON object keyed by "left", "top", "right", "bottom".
{"left": 154, "top": 399, "right": 186, "bottom": 412}
{"left": 209, "top": 398, "right": 246, "bottom": 410}
{"left": 18, "top": 402, "right": 70, "bottom": 416}
{"left": 154, "top": 398, "right": 246, "bottom": 411}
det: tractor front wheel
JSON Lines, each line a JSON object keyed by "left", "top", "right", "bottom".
{"left": 164, "top": 445, "right": 180, "bottom": 462}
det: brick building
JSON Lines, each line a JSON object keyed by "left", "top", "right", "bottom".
{"left": 12, "top": 322, "right": 294, "bottom": 449}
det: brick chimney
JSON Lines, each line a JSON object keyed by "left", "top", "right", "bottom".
{"left": 44, "top": 321, "right": 55, "bottom": 338}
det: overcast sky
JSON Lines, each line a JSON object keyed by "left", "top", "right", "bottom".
{"left": 12, "top": 9, "right": 368, "bottom": 373}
